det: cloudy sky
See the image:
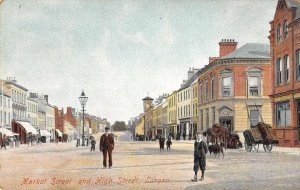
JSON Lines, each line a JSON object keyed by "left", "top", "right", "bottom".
{"left": 0, "top": 0, "right": 277, "bottom": 123}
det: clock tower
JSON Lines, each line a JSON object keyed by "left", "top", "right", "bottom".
{"left": 142, "top": 96, "right": 153, "bottom": 112}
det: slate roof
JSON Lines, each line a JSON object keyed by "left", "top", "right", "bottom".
{"left": 142, "top": 96, "right": 154, "bottom": 101}
{"left": 221, "top": 43, "right": 270, "bottom": 60}
{"left": 178, "top": 70, "right": 201, "bottom": 91}
{"left": 284, "top": 0, "right": 300, "bottom": 19}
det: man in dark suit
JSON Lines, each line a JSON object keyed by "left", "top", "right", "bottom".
{"left": 100, "top": 127, "right": 115, "bottom": 169}
{"left": 191, "top": 132, "right": 208, "bottom": 182}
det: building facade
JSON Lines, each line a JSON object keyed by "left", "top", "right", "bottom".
{"left": 177, "top": 68, "right": 199, "bottom": 140}
{"left": 269, "top": 0, "right": 300, "bottom": 147}
{"left": 142, "top": 96, "right": 154, "bottom": 140}
{"left": 167, "top": 91, "right": 177, "bottom": 139}
{"left": 198, "top": 40, "right": 272, "bottom": 135}
{"left": 27, "top": 98, "right": 38, "bottom": 130}
{"left": 0, "top": 90, "right": 12, "bottom": 130}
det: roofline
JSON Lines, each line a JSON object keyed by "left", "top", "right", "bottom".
{"left": 4, "top": 81, "right": 28, "bottom": 91}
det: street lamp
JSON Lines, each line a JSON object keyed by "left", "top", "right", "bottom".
{"left": 79, "top": 90, "right": 88, "bottom": 146}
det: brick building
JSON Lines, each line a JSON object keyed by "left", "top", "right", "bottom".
{"left": 269, "top": 0, "right": 300, "bottom": 147}
{"left": 198, "top": 39, "right": 273, "bottom": 134}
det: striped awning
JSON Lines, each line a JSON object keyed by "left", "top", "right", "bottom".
{"left": 55, "top": 129, "right": 62, "bottom": 137}
{"left": 17, "top": 121, "right": 38, "bottom": 135}
{"left": 40, "top": 130, "right": 51, "bottom": 137}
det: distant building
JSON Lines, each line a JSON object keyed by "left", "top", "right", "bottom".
{"left": 142, "top": 96, "right": 154, "bottom": 140}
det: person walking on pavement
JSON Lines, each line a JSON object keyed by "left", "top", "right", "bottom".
{"left": 191, "top": 132, "right": 208, "bottom": 182}
{"left": 0, "top": 135, "right": 7, "bottom": 150}
{"left": 91, "top": 137, "right": 96, "bottom": 152}
{"left": 100, "top": 127, "right": 115, "bottom": 169}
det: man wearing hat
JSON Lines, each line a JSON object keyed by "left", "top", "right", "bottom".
{"left": 100, "top": 127, "right": 115, "bottom": 169}
{"left": 191, "top": 132, "right": 208, "bottom": 182}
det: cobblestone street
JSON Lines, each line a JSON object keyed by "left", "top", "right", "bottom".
{"left": 0, "top": 132, "right": 300, "bottom": 190}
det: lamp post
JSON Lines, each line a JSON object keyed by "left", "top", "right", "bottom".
{"left": 79, "top": 90, "right": 88, "bottom": 146}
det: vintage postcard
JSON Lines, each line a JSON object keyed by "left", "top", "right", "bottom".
{"left": 0, "top": 0, "right": 300, "bottom": 190}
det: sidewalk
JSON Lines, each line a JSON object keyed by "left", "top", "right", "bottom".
{"left": 272, "top": 146, "right": 300, "bottom": 155}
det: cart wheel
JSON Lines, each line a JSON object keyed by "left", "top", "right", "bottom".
{"left": 263, "top": 144, "right": 273, "bottom": 153}
{"left": 244, "top": 141, "right": 252, "bottom": 152}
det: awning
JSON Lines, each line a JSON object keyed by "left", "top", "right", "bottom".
{"left": 55, "top": 129, "right": 62, "bottom": 137}
{"left": 40, "top": 130, "right": 51, "bottom": 137}
{"left": 0, "top": 128, "right": 16, "bottom": 136}
{"left": 17, "top": 121, "right": 38, "bottom": 135}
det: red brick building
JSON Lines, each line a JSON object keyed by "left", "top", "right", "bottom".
{"left": 198, "top": 39, "right": 272, "bottom": 134}
{"left": 269, "top": 0, "right": 300, "bottom": 147}
{"left": 54, "top": 107, "right": 64, "bottom": 142}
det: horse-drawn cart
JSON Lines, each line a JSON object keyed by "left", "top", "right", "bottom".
{"left": 243, "top": 122, "right": 279, "bottom": 152}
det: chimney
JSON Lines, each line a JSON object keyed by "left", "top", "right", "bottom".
{"left": 219, "top": 39, "right": 237, "bottom": 57}
{"left": 188, "top": 68, "right": 193, "bottom": 80}
{"left": 44, "top": 95, "right": 49, "bottom": 104}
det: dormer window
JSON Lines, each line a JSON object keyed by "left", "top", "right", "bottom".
{"left": 277, "top": 24, "right": 281, "bottom": 44}
{"left": 283, "top": 20, "right": 288, "bottom": 39}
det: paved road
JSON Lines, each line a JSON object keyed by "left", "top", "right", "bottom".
{"left": 0, "top": 133, "right": 299, "bottom": 190}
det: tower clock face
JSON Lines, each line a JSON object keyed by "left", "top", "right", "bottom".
{"left": 145, "top": 103, "right": 150, "bottom": 110}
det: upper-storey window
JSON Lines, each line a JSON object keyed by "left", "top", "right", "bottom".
{"left": 247, "top": 69, "right": 262, "bottom": 96}
{"left": 277, "top": 58, "right": 283, "bottom": 85}
{"left": 211, "top": 77, "right": 215, "bottom": 100}
{"left": 277, "top": 24, "right": 281, "bottom": 44}
{"left": 220, "top": 70, "right": 233, "bottom": 97}
{"left": 205, "top": 80, "right": 209, "bottom": 102}
{"left": 199, "top": 81, "right": 203, "bottom": 103}
{"left": 296, "top": 49, "right": 300, "bottom": 81}
{"left": 284, "top": 55, "right": 290, "bottom": 83}
{"left": 283, "top": 20, "right": 288, "bottom": 39}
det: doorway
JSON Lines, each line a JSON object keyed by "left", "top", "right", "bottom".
{"left": 219, "top": 117, "right": 234, "bottom": 132}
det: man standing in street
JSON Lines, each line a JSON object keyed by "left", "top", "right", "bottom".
{"left": 0, "top": 135, "right": 6, "bottom": 150}
{"left": 100, "top": 127, "right": 114, "bottom": 169}
{"left": 90, "top": 137, "right": 96, "bottom": 152}
{"left": 191, "top": 132, "right": 208, "bottom": 182}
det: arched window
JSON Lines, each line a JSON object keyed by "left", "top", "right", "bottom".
{"left": 277, "top": 24, "right": 281, "bottom": 44}
{"left": 220, "top": 70, "right": 233, "bottom": 97}
{"left": 247, "top": 68, "right": 262, "bottom": 96}
{"left": 283, "top": 20, "right": 288, "bottom": 39}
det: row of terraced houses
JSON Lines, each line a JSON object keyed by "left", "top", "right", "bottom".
{"left": 0, "top": 77, "right": 110, "bottom": 145}
{"left": 129, "top": 0, "right": 300, "bottom": 147}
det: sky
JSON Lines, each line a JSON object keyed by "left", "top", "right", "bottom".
{"left": 0, "top": 0, "right": 278, "bottom": 123}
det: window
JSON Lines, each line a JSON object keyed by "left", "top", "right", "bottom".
{"left": 212, "top": 107, "right": 216, "bottom": 123}
{"left": 211, "top": 78, "right": 215, "bottom": 99}
{"left": 206, "top": 108, "right": 209, "bottom": 128}
{"left": 222, "top": 77, "right": 231, "bottom": 96}
{"left": 277, "top": 24, "right": 281, "bottom": 44}
{"left": 8, "top": 113, "right": 10, "bottom": 124}
{"left": 195, "top": 103, "right": 198, "bottom": 115}
{"left": 277, "top": 58, "right": 283, "bottom": 85}
{"left": 250, "top": 109, "right": 260, "bottom": 127}
{"left": 4, "top": 97, "right": 6, "bottom": 107}
{"left": 248, "top": 77, "right": 260, "bottom": 96}
{"left": 4, "top": 112, "right": 6, "bottom": 124}
{"left": 200, "top": 81, "right": 203, "bottom": 103}
{"left": 205, "top": 80, "right": 209, "bottom": 101}
{"left": 276, "top": 102, "right": 291, "bottom": 128}
{"left": 284, "top": 20, "right": 288, "bottom": 39}
{"left": 188, "top": 105, "right": 191, "bottom": 116}
{"left": 296, "top": 49, "right": 300, "bottom": 80}
{"left": 0, "top": 95, "right": 2, "bottom": 106}
{"left": 284, "top": 55, "right": 290, "bottom": 83}
{"left": 200, "top": 109, "right": 203, "bottom": 130}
